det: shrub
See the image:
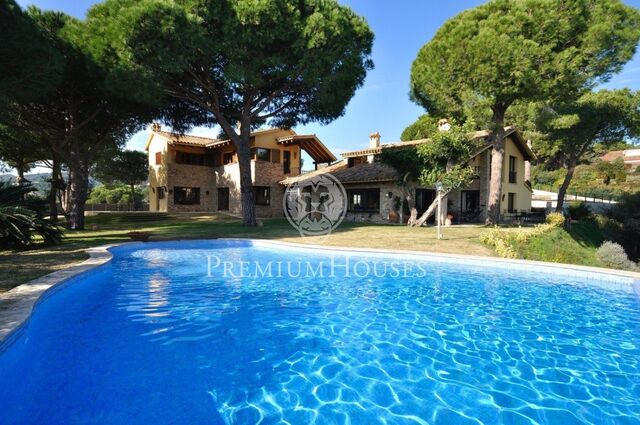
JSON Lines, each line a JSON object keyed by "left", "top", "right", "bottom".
{"left": 480, "top": 219, "right": 566, "bottom": 260}
{"left": 595, "top": 241, "right": 638, "bottom": 272}
{"left": 568, "top": 201, "right": 591, "bottom": 221}
{"left": 87, "top": 184, "right": 146, "bottom": 205}
{"left": 545, "top": 212, "right": 565, "bottom": 227}
{"left": 607, "top": 193, "right": 640, "bottom": 262}
{"left": 0, "top": 182, "right": 63, "bottom": 249}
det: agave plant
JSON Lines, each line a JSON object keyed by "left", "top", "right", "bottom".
{"left": 0, "top": 182, "right": 62, "bottom": 249}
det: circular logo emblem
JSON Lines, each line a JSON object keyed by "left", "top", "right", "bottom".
{"left": 283, "top": 173, "right": 347, "bottom": 237}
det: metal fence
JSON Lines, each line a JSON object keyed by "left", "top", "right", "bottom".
{"left": 533, "top": 185, "right": 620, "bottom": 204}
{"left": 85, "top": 203, "right": 149, "bottom": 212}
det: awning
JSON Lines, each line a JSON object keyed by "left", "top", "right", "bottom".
{"left": 276, "top": 134, "right": 336, "bottom": 163}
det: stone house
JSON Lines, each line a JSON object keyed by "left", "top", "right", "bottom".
{"left": 600, "top": 149, "right": 640, "bottom": 169}
{"left": 281, "top": 126, "right": 534, "bottom": 224}
{"left": 146, "top": 124, "right": 533, "bottom": 223}
{"left": 145, "top": 125, "right": 335, "bottom": 215}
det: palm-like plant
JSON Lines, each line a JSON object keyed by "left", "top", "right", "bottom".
{"left": 0, "top": 182, "right": 62, "bottom": 249}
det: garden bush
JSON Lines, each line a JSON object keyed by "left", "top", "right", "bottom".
{"left": 0, "top": 182, "right": 62, "bottom": 249}
{"left": 568, "top": 201, "right": 591, "bottom": 221}
{"left": 595, "top": 241, "right": 638, "bottom": 272}
{"left": 545, "top": 212, "right": 565, "bottom": 227}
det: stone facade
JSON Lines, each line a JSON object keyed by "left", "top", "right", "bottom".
{"left": 164, "top": 163, "right": 216, "bottom": 213}
{"left": 146, "top": 127, "right": 322, "bottom": 218}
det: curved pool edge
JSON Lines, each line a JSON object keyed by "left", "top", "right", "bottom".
{"left": 0, "top": 243, "right": 132, "bottom": 344}
{"left": 245, "top": 239, "right": 640, "bottom": 283}
{"left": 1, "top": 238, "right": 639, "bottom": 345}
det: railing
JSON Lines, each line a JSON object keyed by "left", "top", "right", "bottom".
{"left": 86, "top": 203, "right": 150, "bottom": 212}
{"left": 508, "top": 172, "right": 517, "bottom": 183}
{"left": 533, "top": 184, "right": 620, "bottom": 204}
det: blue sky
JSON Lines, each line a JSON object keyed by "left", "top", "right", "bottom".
{"left": 16, "top": 0, "right": 640, "bottom": 165}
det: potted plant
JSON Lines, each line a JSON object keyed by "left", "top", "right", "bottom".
{"left": 388, "top": 196, "right": 401, "bottom": 223}
{"left": 126, "top": 231, "right": 152, "bottom": 242}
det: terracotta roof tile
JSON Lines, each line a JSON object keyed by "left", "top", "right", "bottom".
{"left": 154, "top": 131, "right": 225, "bottom": 148}
{"left": 280, "top": 160, "right": 398, "bottom": 185}
{"left": 601, "top": 150, "right": 625, "bottom": 161}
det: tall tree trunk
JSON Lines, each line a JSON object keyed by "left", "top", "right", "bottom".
{"left": 15, "top": 165, "right": 26, "bottom": 201}
{"left": 236, "top": 122, "right": 257, "bottom": 226}
{"left": 400, "top": 172, "right": 414, "bottom": 224}
{"left": 16, "top": 165, "right": 25, "bottom": 186}
{"left": 48, "top": 156, "right": 60, "bottom": 222}
{"left": 555, "top": 163, "right": 575, "bottom": 213}
{"left": 130, "top": 183, "right": 136, "bottom": 211}
{"left": 66, "top": 151, "right": 89, "bottom": 230}
{"left": 524, "top": 140, "right": 532, "bottom": 184}
{"left": 485, "top": 108, "right": 507, "bottom": 225}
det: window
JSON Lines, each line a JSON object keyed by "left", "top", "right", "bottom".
{"left": 155, "top": 152, "right": 162, "bottom": 165}
{"left": 271, "top": 149, "right": 281, "bottom": 164}
{"left": 460, "top": 190, "right": 480, "bottom": 213}
{"left": 347, "top": 189, "right": 380, "bottom": 212}
{"left": 217, "top": 188, "right": 229, "bottom": 211}
{"left": 251, "top": 147, "right": 271, "bottom": 162}
{"left": 157, "top": 187, "right": 165, "bottom": 199}
{"left": 222, "top": 152, "right": 235, "bottom": 165}
{"left": 509, "top": 156, "right": 517, "bottom": 183}
{"left": 254, "top": 186, "right": 271, "bottom": 206}
{"left": 508, "top": 193, "right": 516, "bottom": 213}
{"left": 175, "top": 150, "right": 207, "bottom": 166}
{"left": 347, "top": 157, "right": 367, "bottom": 168}
{"left": 174, "top": 187, "right": 200, "bottom": 205}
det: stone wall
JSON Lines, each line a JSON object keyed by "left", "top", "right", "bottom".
{"left": 254, "top": 161, "right": 287, "bottom": 218}
{"left": 166, "top": 163, "right": 216, "bottom": 213}
{"left": 213, "top": 160, "right": 288, "bottom": 218}
{"left": 342, "top": 182, "right": 400, "bottom": 224}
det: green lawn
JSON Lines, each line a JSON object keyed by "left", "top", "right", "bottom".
{"left": 513, "top": 222, "right": 605, "bottom": 267}
{"left": 0, "top": 213, "right": 493, "bottom": 292}
{"left": 1, "top": 213, "right": 621, "bottom": 293}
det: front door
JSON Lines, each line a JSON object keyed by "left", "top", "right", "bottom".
{"left": 415, "top": 189, "right": 436, "bottom": 223}
{"left": 460, "top": 190, "right": 480, "bottom": 222}
{"left": 217, "top": 188, "right": 229, "bottom": 211}
{"left": 283, "top": 151, "right": 291, "bottom": 174}
{"left": 156, "top": 186, "right": 164, "bottom": 211}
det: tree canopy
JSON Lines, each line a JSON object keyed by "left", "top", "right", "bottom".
{"left": 1, "top": 8, "right": 156, "bottom": 229}
{"left": 0, "top": 0, "right": 62, "bottom": 106}
{"left": 380, "top": 120, "right": 480, "bottom": 225}
{"left": 85, "top": 0, "right": 374, "bottom": 225}
{"left": 410, "top": 0, "right": 640, "bottom": 223}
{"left": 536, "top": 89, "right": 640, "bottom": 211}
{"left": 94, "top": 149, "right": 148, "bottom": 209}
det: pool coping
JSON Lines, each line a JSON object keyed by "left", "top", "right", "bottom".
{"left": 247, "top": 239, "right": 640, "bottom": 283}
{"left": 1, "top": 238, "right": 639, "bottom": 344}
{"left": 0, "top": 245, "right": 118, "bottom": 343}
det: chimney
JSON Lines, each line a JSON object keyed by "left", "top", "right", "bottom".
{"left": 366, "top": 132, "right": 381, "bottom": 164}
{"left": 369, "top": 132, "right": 381, "bottom": 148}
{"left": 150, "top": 122, "right": 161, "bottom": 132}
{"left": 437, "top": 118, "right": 451, "bottom": 132}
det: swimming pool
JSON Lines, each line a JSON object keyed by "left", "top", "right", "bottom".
{"left": 0, "top": 240, "right": 639, "bottom": 424}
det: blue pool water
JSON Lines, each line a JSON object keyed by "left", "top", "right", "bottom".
{"left": 0, "top": 240, "right": 639, "bottom": 424}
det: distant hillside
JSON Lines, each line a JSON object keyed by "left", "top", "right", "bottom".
{"left": 0, "top": 173, "right": 100, "bottom": 197}
{"left": 0, "top": 173, "right": 52, "bottom": 196}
